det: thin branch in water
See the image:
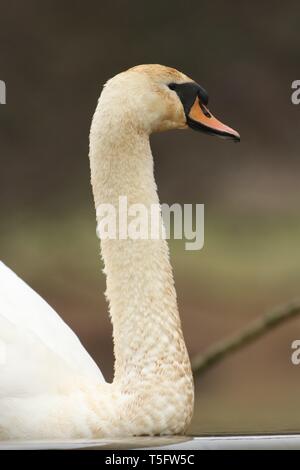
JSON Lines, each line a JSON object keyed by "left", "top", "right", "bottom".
{"left": 192, "top": 300, "right": 300, "bottom": 376}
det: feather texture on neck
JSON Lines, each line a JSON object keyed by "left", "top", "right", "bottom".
{"left": 89, "top": 80, "right": 194, "bottom": 433}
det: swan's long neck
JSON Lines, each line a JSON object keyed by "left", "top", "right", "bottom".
{"left": 89, "top": 94, "right": 193, "bottom": 423}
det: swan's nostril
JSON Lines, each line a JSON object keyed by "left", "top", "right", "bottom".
{"left": 200, "top": 102, "right": 211, "bottom": 118}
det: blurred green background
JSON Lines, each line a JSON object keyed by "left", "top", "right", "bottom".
{"left": 0, "top": 0, "right": 300, "bottom": 434}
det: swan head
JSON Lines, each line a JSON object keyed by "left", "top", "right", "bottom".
{"left": 100, "top": 64, "right": 240, "bottom": 141}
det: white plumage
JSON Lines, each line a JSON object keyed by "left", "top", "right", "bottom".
{"left": 0, "top": 261, "right": 104, "bottom": 397}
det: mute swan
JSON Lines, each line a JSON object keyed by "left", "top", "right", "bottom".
{"left": 0, "top": 64, "right": 239, "bottom": 440}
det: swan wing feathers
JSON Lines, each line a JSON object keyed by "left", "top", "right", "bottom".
{"left": 0, "top": 262, "right": 104, "bottom": 397}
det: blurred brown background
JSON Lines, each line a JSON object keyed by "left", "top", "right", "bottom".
{"left": 0, "top": 0, "right": 300, "bottom": 434}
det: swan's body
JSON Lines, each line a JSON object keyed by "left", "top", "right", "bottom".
{"left": 0, "top": 65, "right": 239, "bottom": 439}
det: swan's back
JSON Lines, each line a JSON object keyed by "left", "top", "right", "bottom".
{"left": 0, "top": 261, "right": 104, "bottom": 399}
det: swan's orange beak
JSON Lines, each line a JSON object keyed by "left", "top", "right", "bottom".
{"left": 187, "top": 97, "right": 240, "bottom": 142}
